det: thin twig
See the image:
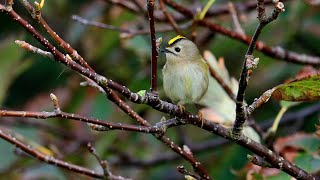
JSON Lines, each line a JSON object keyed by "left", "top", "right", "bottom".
{"left": 132, "top": 0, "right": 144, "bottom": 13}
{"left": 228, "top": 2, "right": 245, "bottom": 35}
{"left": 113, "top": 103, "right": 320, "bottom": 168}
{"left": 19, "top": 0, "right": 94, "bottom": 72}
{"left": 72, "top": 15, "right": 192, "bottom": 39}
{"left": 1, "top": 3, "right": 316, "bottom": 179}
{"left": 204, "top": 58, "right": 236, "bottom": 101}
{"left": 0, "top": 109, "right": 162, "bottom": 134}
{"left": 0, "top": 128, "right": 104, "bottom": 179}
{"left": 5, "top": 0, "right": 13, "bottom": 11}
{"left": 163, "top": 0, "right": 320, "bottom": 65}
{"left": 87, "top": 143, "right": 130, "bottom": 180}
{"left": 106, "top": 0, "right": 289, "bottom": 22}
{"left": 177, "top": 166, "right": 202, "bottom": 180}
{"left": 247, "top": 89, "right": 274, "bottom": 114}
{"left": 248, "top": 154, "right": 273, "bottom": 168}
{"left": 147, "top": 0, "right": 158, "bottom": 92}
{"left": 103, "top": 0, "right": 139, "bottom": 14}
{"left": 72, "top": 15, "right": 131, "bottom": 33}
{"left": 15, "top": 40, "right": 54, "bottom": 59}
{"left": 232, "top": 0, "right": 285, "bottom": 136}
{"left": 159, "top": 0, "right": 184, "bottom": 35}
{"left": 6, "top": 7, "right": 209, "bottom": 177}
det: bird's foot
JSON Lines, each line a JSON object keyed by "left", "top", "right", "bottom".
{"left": 197, "top": 111, "right": 204, "bottom": 128}
{"left": 177, "top": 104, "right": 185, "bottom": 113}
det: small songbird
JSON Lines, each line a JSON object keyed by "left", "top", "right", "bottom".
{"left": 162, "top": 35, "right": 209, "bottom": 110}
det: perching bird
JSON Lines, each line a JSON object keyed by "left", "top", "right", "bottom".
{"left": 162, "top": 35, "right": 209, "bottom": 118}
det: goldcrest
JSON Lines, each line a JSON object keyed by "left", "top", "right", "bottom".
{"left": 162, "top": 35, "right": 209, "bottom": 105}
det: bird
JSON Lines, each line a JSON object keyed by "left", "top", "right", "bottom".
{"left": 162, "top": 35, "right": 209, "bottom": 126}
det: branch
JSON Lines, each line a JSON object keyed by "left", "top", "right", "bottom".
{"left": 19, "top": 0, "right": 94, "bottom": 72}
{"left": 113, "top": 103, "right": 320, "bottom": 168}
{"left": 106, "top": 0, "right": 288, "bottom": 22}
{"left": 111, "top": 138, "right": 227, "bottom": 167}
{"left": 0, "top": 128, "right": 104, "bottom": 179}
{"left": 0, "top": 109, "right": 162, "bottom": 134}
{"left": 71, "top": 15, "right": 131, "bottom": 33}
{"left": 2, "top": 6, "right": 210, "bottom": 178}
{"left": 204, "top": 57, "right": 236, "bottom": 101}
{"left": 232, "top": 0, "right": 285, "bottom": 136}
{"left": 147, "top": 0, "right": 158, "bottom": 92}
{"left": 163, "top": 0, "right": 320, "bottom": 65}
{"left": 87, "top": 143, "right": 130, "bottom": 180}
{"left": 228, "top": 2, "right": 245, "bottom": 35}
{"left": 0, "top": 93, "right": 164, "bottom": 134}
{"left": 159, "top": 0, "right": 184, "bottom": 35}
{"left": 248, "top": 155, "right": 273, "bottom": 168}
{"left": 72, "top": 14, "right": 192, "bottom": 39}
{"left": 143, "top": 117, "right": 317, "bottom": 180}
{"left": 177, "top": 166, "right": 202, "bottom": 180}
{"left": 1, "top": 2, "right": 316, "bottom": 179}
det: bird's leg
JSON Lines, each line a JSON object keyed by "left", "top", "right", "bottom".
{"left": 197, "top": 111, "right": 204, "bottom": 128}
{"left": 177, "top": 102, "right": 186, "bottom": 114}
{"left": 195, "top": 104, "right": 205, "bottom": 128}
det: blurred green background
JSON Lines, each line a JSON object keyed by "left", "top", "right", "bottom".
{"left": 0, "top": 0, "right": 319, "bottom": 179}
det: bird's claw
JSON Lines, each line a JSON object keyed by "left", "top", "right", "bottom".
{"left": 197, "top": 111, "right": 204, "bottom": 128}
{"left": 177, "top": 104, "right": 185, "bottom": 113}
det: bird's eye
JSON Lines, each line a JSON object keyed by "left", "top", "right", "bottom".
{"left": 174, "top": 47, "right": 181, "bottom": 52}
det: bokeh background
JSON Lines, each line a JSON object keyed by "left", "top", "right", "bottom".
{"left": 0, "top": 0, "right": 319, "bottom": 179}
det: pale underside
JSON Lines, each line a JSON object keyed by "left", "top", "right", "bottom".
{"left": 162, "top": 60, "right": 209, "bottom": 105}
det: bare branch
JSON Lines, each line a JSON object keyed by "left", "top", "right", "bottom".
{"left": 163, "top": 0, "right": 320, "bottom": 65}
{"left": 147, "top": 0, "right": 159, "bottom": 92}
{"left": 232, "top": 0, "right": 285, "bottom": 136}
{"left": 0, "top": 128, "right": 104, "bottom": 179}
{"left": 87, "top": 143, "right": 130, "bottom": 180}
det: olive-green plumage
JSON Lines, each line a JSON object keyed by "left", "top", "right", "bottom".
{"left": 162, "top": 36, "right": 209, "bottom": 105}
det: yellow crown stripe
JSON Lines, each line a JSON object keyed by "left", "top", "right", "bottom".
{"left": 168, "top": 35, "right": 186, "bottom": 45}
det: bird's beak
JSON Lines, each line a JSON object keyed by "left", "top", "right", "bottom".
{"left": 160, "top": 47, "right": 172, "bottom": 54}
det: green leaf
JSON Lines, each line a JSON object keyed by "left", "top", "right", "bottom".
{"left": 266, "top": 171, "right": 291, "bottom": 180}
{"left": 271, "top": 74, "right": 320, "bottom": 101}
{"left": 90, "top": 93, "right": 112, "bottom": 119}
{"left": 289, "top": 135, "right": 320, "bottom": 154}
{"left": 137, "top": 90, "right": 147, "bottom": 97}
{"left": 295, "top": 153, "right": 320, "bottom": 173}
{"left": 251, "top": 173, "right": 264, "bottom": 180}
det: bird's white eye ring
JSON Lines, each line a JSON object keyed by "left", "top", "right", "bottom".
{"left": 175, "top": 47, "right": 181, "bottom": 52}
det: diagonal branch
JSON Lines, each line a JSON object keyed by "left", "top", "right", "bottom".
{"left": 0, "top": 128, "right": 104, "bottom": 179}
{"left": 1, "top": 2, "right": 316, "bottom": 179}
{"left": 1, "top": 4, "right": 210, "bottom": 178}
